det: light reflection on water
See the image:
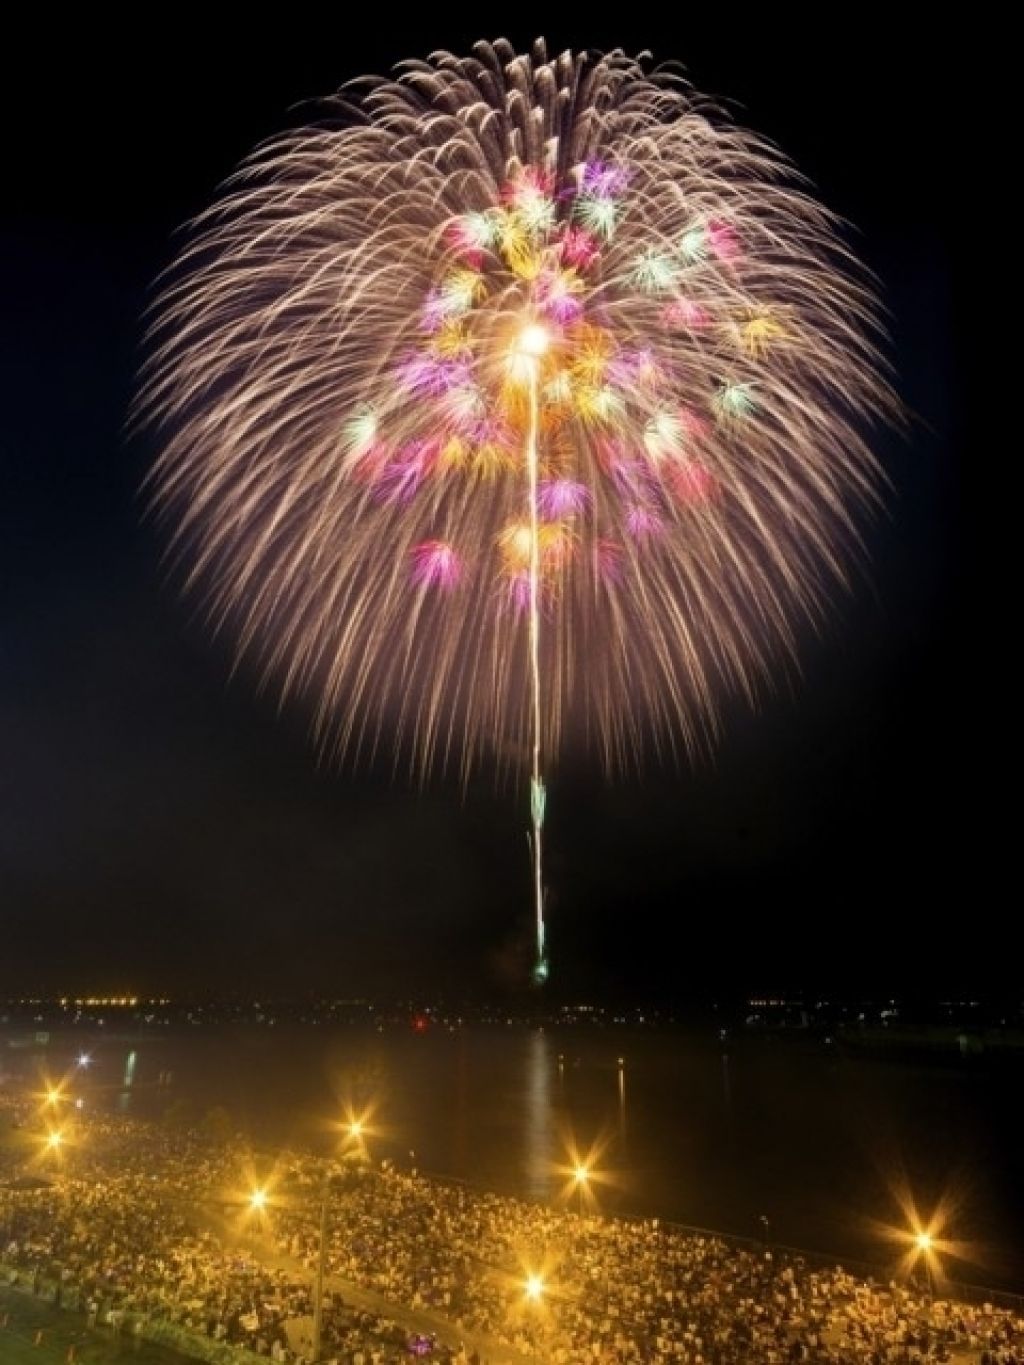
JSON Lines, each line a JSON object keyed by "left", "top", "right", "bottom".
{"left": 523, "top": 1030, "right": 554, "bottom": 1201}
{"left": 617, "top": 1058, "right": 627, "bottom": 1157}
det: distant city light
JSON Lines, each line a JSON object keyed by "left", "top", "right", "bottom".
{"left": 249, "top": 1188, "right": 268, "bottom": 1212}
{"left": 77, "top": 1053, "right": 91, "bottom": 1068}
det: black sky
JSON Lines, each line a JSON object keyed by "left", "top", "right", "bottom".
{"left": 0, "top": 15, "right": 975, "bottom": 1000}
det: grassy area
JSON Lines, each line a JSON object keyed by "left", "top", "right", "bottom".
{"left": 0, "top": 1285, "right": 194, "bottom": 1365}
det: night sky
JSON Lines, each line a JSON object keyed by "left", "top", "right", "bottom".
{"left": 2, "top": 16, "right": 970, "bottom": 1000}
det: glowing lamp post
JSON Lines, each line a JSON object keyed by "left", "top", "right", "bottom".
{"left": 245, "top": 1188, "right": 269, "bottom": 1262}
{"left": 915, "top": 1232, "right": 936, "bottom": 1296}
{"left": 311, "top": 1186, "right": 328, "bottom": 1363}
{"left": 244, "top": 1180, "right": 329, "bottom": 1362}
{"left": 523, "top": 1274, "right": 545, "bottom": 1365}
{"left": 342, "top": 1113, "right": 369, "bottom": 1160}
{"left": 572, "top": 1163, "right": 590, "bottom": 1215}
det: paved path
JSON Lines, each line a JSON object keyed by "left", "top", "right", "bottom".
{"left": 193, "top": 1199, "right": 533, "bottom": 1365}
{"left": 302, "top": 1262, "right": 529, "bottom": 1365}
{"left": 822, "top": 1324, "right": 982, "bottom": 1364}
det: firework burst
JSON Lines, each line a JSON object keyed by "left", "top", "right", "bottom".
{"left": 138, "top": 40, "right": 896, "bottom": 980}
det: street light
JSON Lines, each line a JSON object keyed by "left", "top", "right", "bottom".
{"left": 240, "top": 1179, "right": 327, "bottom": 1362}
{"left": 559, "top": 1137, "right": 613, "bottom": 1216}
{"left": 914, "top": 1232, "right": 936, "bottom": 1296}
{"left": 572, "top": 1164, "right": 590, "bottom": 1215}
{"left": 311, "top": 1179, "right": 330, "bottom": 1364}
{"left": 43, "top": 1130, "right": 66, "bottom": 1166}
{"left": 244, "top": 1187, "right": 271, "bottom": 1262}
{"left": 339, "top": 1107, "right": 374, "bottom": 1163}
{"left": 523, "top": 1273, "right": 545, "bottom": 1365}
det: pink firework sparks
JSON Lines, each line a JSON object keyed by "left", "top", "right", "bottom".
{"left": 445, "top": 220, "right": 486, "bottom": 267}
{"left": 663, "top": 299, "right": 712, "bottom": 329}
{"left": 372, "top": 460, "right": 426, "bottom": 505}
{"left": 465, "top": 413, "right": 513, "bottom": 450}
{"left": 537, "top": 479, "right": 591, "bottom": 518}
{"left": 671, "top": 460, "right": 718, "bottom": 505}
{"left": 536, "top": 269, "right": 584, "bottom": 323}
{"left": 411, "top": 540, "right": 462, "bottom": 589}
{"left": 608, "top": 348, "right": 661, "bottom": 388}
{"left": 607, "top": 455, "right": 657, "bottom": 499}
{"left": 678, "top": 405, "right": 711, "bottom": 441}
{"left": 581, "top": 160, "right": 629, "bottom": 197}
{"left": 707, "top": 219, "right": 741, "bottom": 262}
{"left": 594, "top": 538, "right": 626, "bottom": 585}
{"left": 517, "top": 166, "right": 555, "bottom": 197}
{"left": 421, "top": 290, "right": 449, "bottom": 332}
{"left": 625, "top": 504, "right": 665, "bottom": 539}
{"left": 343, "top": 440, "right": 390, "bottom": 483}
{"left": 372, "top": 440, "right": 439, "bottom": 503}
{"left": 559, "top": 227, "right": 600, "bottom": 271}
{"left": 505, "top": 570, "right": 533, "bottom": 616}
{"left": 398, "top": 354, "right": 471, "bottom": 397}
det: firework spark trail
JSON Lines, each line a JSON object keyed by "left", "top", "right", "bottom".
{"left": 138, "top": 40, "right": 897, "bottom": 982}
{"left": 523, "top": 343, "right": 547, "bottom": 981}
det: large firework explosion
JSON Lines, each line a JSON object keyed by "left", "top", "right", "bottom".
{"left": 139, "top": 40, "right": 895, "bottom": 980}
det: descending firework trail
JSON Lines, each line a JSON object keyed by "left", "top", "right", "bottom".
{"left": 522, "top": 340, "right": 547, "bottom": 980}
{"left": 138, "top": 41, "right": 896, "bottom": 983}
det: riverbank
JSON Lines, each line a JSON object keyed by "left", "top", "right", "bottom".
{"left": 3, "top": 1092, "right": 1023, "bottom": 1364}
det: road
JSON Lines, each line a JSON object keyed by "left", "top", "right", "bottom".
{"left": 193, "top": 1198, "right": 534, "bottom": 1364}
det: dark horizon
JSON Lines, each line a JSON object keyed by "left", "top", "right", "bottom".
{"left": 1, "top": 17, "right": 974, "bottom": 1000}
{"left": 0, "top": 994, "right": 1020, "bottom": 1025}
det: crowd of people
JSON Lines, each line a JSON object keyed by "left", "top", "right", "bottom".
{"left": 273, "top": 1161, "right": 1024, "bottom": 1364}
{"left": 0, "top": 1099, "right": 422, "bottom": 1363}
{"left": 1, "top": 1091, "right": 1022, "bottom": 1364}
